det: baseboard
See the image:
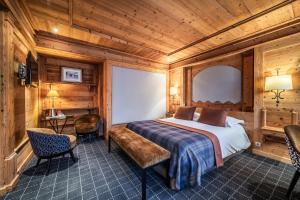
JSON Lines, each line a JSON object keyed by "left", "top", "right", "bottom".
{"left": 0, "top": 174, "right": 19, "bottom": 197}
{"left": 17, "top": 151, "right": 33, "bottom": 173}
{"left": 0, "top": 143, "right": 33, "bottom": 197}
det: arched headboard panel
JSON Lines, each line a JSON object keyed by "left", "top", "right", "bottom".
{"left": 183, "top": 53, "right": 253, "bottom": 111}
{"left": 192, "top": 65, "right": 241, "bottom": 104}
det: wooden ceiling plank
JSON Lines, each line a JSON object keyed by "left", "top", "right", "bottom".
{"left": 170, "top": 19, "right": 300, "bottom": 68}
{"left": 73, "top": 0, "right": 187, "bottom": 51}
{"left": 167, "top": 0, "right": 295, "bottom": 56}
{"left": 292, "top": 0, "right": 300, "bottom": 17}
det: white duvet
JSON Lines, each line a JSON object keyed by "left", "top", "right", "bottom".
{"left": 160, "top": 117, "right": 251, "bottom": 159}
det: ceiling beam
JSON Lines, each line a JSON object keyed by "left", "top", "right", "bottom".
{"left": 167, "top": 0, "right": 295, "bottom": 56}
{"left": 169, "top": 18, "right": 300, "bottom": 69}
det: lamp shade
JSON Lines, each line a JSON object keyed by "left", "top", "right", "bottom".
{"left": 170, "top": 86, "right": 178, "bottom": 96}
{"left": 265, "top": 75, "right": 293, "bottom": 91}
{"left": 47, "top": 89, "right": 59, "bottom": 98}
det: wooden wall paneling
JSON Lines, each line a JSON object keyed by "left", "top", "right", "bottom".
{"left": 169, "top": 68, "right": 184, "bottom": 112}
{"left": 38, "top": 56, "right": 100, "bottom": 135}
{"left": 242, "top": 50, "right": 254, "bottom": 112}
{"left": 253, "top": 46, "right": 264, "bottom": 144}
{"left": 103, "top": 60, "right": 112, "bottom": 139}
{"left": 0, "top": 11, "right": 17, "bottom": 195}
{"left": 97, "top": 63, "right": 104, "bottom": 117}
{"left": 186, "top": 67, "right": 192, "bottom": 107}
{"left": 166, "top": 70, "right": 170, "bottom": 113}
{"left": 263, "top": 36, "right": 300, "bottom": 115}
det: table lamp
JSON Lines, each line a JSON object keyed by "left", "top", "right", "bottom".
{"left": 265, "top": 70, "right": 293, "bottom": 107}
{"left": 47, "top": 89, "right": 59, "bottom": 117}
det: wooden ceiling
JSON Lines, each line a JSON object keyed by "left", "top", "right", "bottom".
{"left": 23, "top": 0, "right": 300, "bottom": 65}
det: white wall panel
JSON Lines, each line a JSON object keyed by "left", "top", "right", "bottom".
{"left": 112, "top": 66, "right": 166, "bottom": 124}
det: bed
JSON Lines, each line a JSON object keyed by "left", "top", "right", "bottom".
{"left": 127, "top": 117, "right": 251, "bottom": 190}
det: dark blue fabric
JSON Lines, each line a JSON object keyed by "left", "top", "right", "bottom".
{"left": 127, "top": 120, "right": 216, "bottom": 190}
{"left": 27, "top": 131, "right": 71, "bottom": 157}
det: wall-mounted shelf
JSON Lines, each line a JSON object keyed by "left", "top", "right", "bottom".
{"left": 42, "top": 107, "right": 98, "bottom": 111}
{"left": 42, "top": 81, "right": 97, "bottom": 87}
{"left": 261, "top": 126, "right": 285, "bottom": 139}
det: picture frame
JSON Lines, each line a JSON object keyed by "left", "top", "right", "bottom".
{"left": 61, "top": 67, "right": 82, "bottom": 83}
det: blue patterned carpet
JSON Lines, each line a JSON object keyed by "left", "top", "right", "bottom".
{"left": 1, "top": 139, "right": 300, "bottom": 200}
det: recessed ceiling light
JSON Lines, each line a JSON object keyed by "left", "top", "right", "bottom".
{"left": 52, "top": 27, "right": 59, "bottom": 33}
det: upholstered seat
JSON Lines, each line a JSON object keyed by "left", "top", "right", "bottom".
{"left": 284, "top": 125, "right": 300, "bottom": 198}
{"left": 27, "top": 128, "right": 77, "bottom": 175}
{"left": 74, "top": 114, "right": 102, "bottom": 137}
{"left": 109, "top": 127, "right": 170, "bottom": 169}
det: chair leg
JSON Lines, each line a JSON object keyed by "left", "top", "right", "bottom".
{"left": 35, "top": 158, "right": 41, "bottom": 168}
{"left": 46, "top": 158, "right": 52, "bottom": 176}
{"left": 287, "top": 170, "right": 300, "bottom": 198}
{"left": 69, "top": 150, "right": 76, "bottom": 163}
{"left": 142, "top": 169, "right": 147, "bottom": 200}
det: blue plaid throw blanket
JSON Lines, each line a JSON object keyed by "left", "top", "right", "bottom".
{"left": 127, "top": 120, "right": 216, "bottom": 190}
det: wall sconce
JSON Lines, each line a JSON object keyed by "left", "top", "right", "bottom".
{"left": 170, "top": 86, "right": 178, "bottom": 97}
{"left": 47, "top": 86, "right": 59, "bottom": 117}
{"left": 265, "top": 69, "right": 293, "bottom": 107}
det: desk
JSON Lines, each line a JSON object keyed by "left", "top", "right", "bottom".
{"left": 44, "top": 115, "right": 73, "bottom": 134}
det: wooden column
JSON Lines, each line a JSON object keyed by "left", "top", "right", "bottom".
{"left": 253, "top": 46, "right": 264, "bottom": 144}
{"left": 0, "top": 11, "right": 17, "bottom": 195}
{"left": 185, "top": 67, "right": 192, "bottom": 106}
{"left": 103, "top": 60, "right": 112, "bottom": 140}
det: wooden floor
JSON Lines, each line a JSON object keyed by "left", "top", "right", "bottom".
{"left": 252, "top": 142, "right": 291, "bottom": 164}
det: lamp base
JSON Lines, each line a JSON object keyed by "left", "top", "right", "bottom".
{"left": 50, "top": 108, "right": 56, "bottom": 117}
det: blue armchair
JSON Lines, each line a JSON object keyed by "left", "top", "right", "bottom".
{"left": 27, "top": 128, "right": 77, "bottom": 175}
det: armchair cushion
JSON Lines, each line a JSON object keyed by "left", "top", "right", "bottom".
{"left": 74, "top": 114, "right": 101, "bottom": 134}
{"left": 67, "top": 134, "right": 77, "bottom": 149}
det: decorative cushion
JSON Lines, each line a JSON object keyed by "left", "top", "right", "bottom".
{"left": 174, "top": 106, "right": 196, "bottom": 120}
{"left": 198, "top": 107, "right": 227, "bottom": 127}
{"left": 109, "top": 128, "right": 170, "bottom": 169}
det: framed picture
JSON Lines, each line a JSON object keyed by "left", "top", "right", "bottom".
{"left": 61, "top": 67, "right": 82, "bottom": 83}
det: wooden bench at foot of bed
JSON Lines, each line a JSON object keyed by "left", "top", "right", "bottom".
{"left": 108, "top": 127, "right": 170, "bottom": 200}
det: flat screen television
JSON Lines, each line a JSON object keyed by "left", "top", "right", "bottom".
{"left": 25, "top": 51, "right": 38, "bottom": 85}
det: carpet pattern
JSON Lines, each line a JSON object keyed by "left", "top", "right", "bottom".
{"left": 1, "top": 139, "right": 300, "bottom": 200}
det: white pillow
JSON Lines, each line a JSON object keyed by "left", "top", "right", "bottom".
{"left": 226, "top": 116, "right": 244, "bottom": 127}
{"left": 193, "top": 112, "right": 201, "bottom": 121}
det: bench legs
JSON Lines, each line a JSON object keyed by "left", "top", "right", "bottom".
{"left": 142, "top": 169, "right": 147, "bottom": 200}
